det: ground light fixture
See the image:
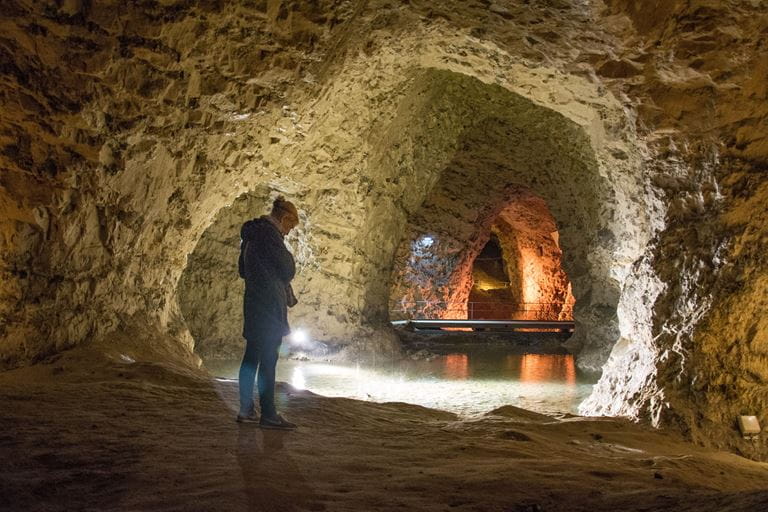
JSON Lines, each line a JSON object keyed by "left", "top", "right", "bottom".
{"left": 288, "top": 328, "right": 310, "bottom": 348}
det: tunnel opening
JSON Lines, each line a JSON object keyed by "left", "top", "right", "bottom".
{"left": 402, "top": 189, "right": 577, "bottom": 322}
{"left": 468, "top": 234, "right": 514, "bottom": 320}
{"left": 388, "top": 182, "right": 580, "bottom": 326}
{"left": 373, "top": 68, "right": 642, "bottom": 382}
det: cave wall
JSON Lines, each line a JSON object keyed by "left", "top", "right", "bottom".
{"left": 0, "top": 0, "right": 354, "bottom": 366}
{"left": 492, "top": 195, "right": 574, "bottom": 321}
{"left": 2, "top": 0, "right": 767, "bottom": 457}
{"left": 577, "top": 0, "right": 768, "bottom": 459}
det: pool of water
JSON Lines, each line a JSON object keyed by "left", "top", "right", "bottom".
{"left": 208, "top": 344, "right": 597, "bottom": 417}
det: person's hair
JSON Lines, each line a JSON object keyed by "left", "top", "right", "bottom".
{"left": 271, "top": 195, "right": 298, "bottom": 220}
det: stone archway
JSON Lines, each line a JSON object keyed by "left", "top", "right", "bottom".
{"left": 177, "top": 190, "right": 269, "bottom": 361}
{"left": 389, "top": 185, "right": 577, "bottom": 323}
{"left": 487, "top": 191, "right": 574, "bottom": 322}
{"left": 359, "top": 69, "right": 647, "bottom": 372}
{"left": 393, "top": 186, "right": 576, "bottom": 323}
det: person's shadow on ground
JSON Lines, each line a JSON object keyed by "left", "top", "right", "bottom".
{"left": 237, "top": 426, "right": 325, "bottom": 512}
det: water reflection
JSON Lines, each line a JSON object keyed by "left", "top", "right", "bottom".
{"left": 517, "top": 354, "right": 576, "bottom": 385}
{"left": 291, "top": 366, "right": 306, "bottom": 390}
{"left": 209, "top": 347, "right": 595, "bottom": 416}
{"left": 443, "top": 354, "right": 470, "bottom": 380}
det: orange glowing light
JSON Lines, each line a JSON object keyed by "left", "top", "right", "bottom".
{"left": 518, "top": 246, "right": 548, "bottom": 320}
{"left": 518, "top": 354, "right": 576, "bottom": 385}
{"left": 443, "top": 354, "right": 470, "bottom": 380}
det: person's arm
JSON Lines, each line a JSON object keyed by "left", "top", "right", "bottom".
{"left": 286, "top": 284, "right": 298, "bottom": 307}
{"left": 261, "top": 225, "right": 296, "bottom": 283}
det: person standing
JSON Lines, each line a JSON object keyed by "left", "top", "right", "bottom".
{"left": 237, "top": 196, "right": 300, "bottom": 429}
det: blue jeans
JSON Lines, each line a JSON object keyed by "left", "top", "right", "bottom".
{"left": 238, "top": 333, "right": 282, "bottom": 418}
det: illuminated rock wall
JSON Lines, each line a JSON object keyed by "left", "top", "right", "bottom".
{"left": 578, "top": 0, "right": 768, "bottom": 460}
{"left": 394, "top": 189, "right": 575, "bottom": 322}
{"left": 492, "top": 192, "right": 574, "bottom": 321}
{"left": 2, "top": 0, "right": 767, "bottom": 457}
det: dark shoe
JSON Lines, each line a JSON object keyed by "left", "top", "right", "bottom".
{"left": 236, "top": 411, "right": 259, "bottom": 423}
{"left": 259, "top": 414, "right": 297, "bottom": 430}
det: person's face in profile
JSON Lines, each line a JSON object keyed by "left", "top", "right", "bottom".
{"left": 279, "top": 213, "right": 299, "bottom": 236}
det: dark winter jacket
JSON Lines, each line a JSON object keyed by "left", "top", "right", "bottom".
{"left": 239, "top": 216, "right": 296, "bottom": 339}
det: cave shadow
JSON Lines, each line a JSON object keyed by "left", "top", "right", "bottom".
{"left": 236, "top": 427, "right": 323, "bottom": 512}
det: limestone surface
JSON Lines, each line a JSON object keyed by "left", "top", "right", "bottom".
{"left": 1, "top": 0, "right": 768, "bottom": 459}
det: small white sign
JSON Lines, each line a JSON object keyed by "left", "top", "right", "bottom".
{"left": 738, "top": 415, "right": 761, "bottom": 436}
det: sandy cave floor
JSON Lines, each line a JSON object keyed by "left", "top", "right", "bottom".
{"left": 2, "top": 348, "right": 768, "bottom": 512}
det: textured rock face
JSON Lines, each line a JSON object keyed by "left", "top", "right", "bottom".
{"left": 2, "top": 0, "right": 768, "bottom": 458}
{"left": 578, "top": 0, "right": 768, "bottom": 460}
{"left": 492, "top": 192, "right": 574, "bottom": 321}
{"left": 391, "top": 188, "right": 574, "bottom": 321}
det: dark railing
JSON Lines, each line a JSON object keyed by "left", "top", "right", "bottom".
{"left": 389, "top": 300, "right": 573, "bottom": 321}
{"left": 390, "top": 319, "right": 575, "bottom": 332}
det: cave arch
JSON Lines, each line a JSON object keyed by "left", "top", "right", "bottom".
{"left": 391, "top": 186, "right": 575, "bottom": 322}
{"left": 178, "top": 186, "right": 319, "bottom": 361}
{"left": 177, "top": 190, "right": 269, "bottom": 360}
{"left": 351, "top": 68, "right": 647, "bottom": 371}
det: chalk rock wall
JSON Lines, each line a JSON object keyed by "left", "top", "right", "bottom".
{"left": 579, "top": 0, "right": 768, "bottom": 458}
{"left": 2, "top": 0, "right": 767, "bottom": 458}
{"left": 492, "top": 195, "right": 574, "bottom": 321}
{"left": 0, "top": 0, "right": 357, "bottom": 367}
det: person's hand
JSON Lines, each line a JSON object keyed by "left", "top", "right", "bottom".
{"left": 286, "top": 284, "right": 298, "bottom": 308}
